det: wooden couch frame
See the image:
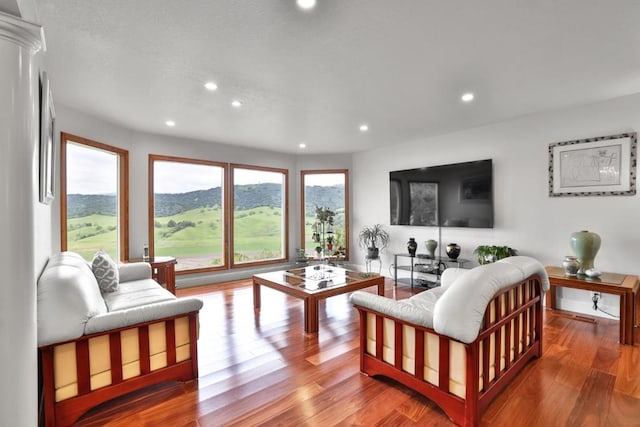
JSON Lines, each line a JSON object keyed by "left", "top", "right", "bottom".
{"left": 353, "top": 275, "right": 544, "bottom": 427}
{"left": 39, "top": 311, "right": 199, "bottom": 426}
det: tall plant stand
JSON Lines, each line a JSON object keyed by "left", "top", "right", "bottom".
{"left": 366, "top": 255, "right": 382, "bottom": 274}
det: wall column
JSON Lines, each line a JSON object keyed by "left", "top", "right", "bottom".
{"left": 0, "top": 10, "right": 43, "bottom": 426}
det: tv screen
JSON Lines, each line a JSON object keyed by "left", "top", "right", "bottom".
{"left": 390, "top": 159, "right": 493, "bottom": 228}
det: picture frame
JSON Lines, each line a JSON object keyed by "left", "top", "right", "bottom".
{"left": 548, "top": 132, "right": 637, "bottom": 197}
{"left": 39, "top": 71, "right": 56, "bottom": 204}
{"left": 408, "top": 181, "right": 438, "bottom": 226}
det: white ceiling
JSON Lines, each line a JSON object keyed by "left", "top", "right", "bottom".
{"left": 36, "top": 0, "right": 640, "bottom": 154}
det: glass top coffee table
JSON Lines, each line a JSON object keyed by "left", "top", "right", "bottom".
{"left": 253, "top": 265, "right": 385, "bottom": 333}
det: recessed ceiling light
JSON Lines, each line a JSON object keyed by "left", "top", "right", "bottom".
{"left": 297, "top": 0, "right": 316, "bottom": 10}
{"left": 231, "top": 100, "right": 242, "bottom": 108}
{"left": 299, "top": 143, "right": 307, "bottom": 149}
{"left": 165, "top": 120, "right": 176, "bottom": 127}
{"left": 204, "top": 82, "right": 218, "bottom": 91}
{"left": 461, "top": 93, "right": 475, "bottom": 102}
{"left": 359, "top": 124, "right": 369, "bottom": 132}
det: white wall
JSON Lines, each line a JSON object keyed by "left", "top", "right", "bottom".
{"left": 352, "top": 93, "right": 640, "bottom": 318}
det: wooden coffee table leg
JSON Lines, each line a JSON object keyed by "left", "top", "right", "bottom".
{"left": 253, "top": 280, "right": 261, "bottom": 311}
{"left": 304, "top": 297, "right": 319, "bottom": 333}
{"left": 377, "top": 278, "right": 385, "bottom": 296}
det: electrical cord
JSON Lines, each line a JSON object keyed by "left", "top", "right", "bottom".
{"left": 592, "top": 294, "right": 620, "bottom": 319}
{"left": 597, "top": 307, "right": 619, "bottom": 319}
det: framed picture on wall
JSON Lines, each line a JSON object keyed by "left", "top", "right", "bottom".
{"left": 548, "top": 132, "right": 637, "bottom": 197}
{"left": 39, "top": 71, "right": 56, "bottom": 204}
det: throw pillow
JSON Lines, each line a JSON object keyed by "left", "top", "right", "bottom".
{"left": 92, "top": 250, "right": 119, "bottom": 293}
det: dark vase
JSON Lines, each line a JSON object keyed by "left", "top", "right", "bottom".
{"left": 446, "top": 243, "right": 461, "bottom": 260}
{"left": 407, "top": 237, "right": 418, "bottom": 257}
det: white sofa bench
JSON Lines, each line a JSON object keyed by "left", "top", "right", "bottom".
{"left": 350, "top": 256, "right": 549, "bottom": 427}
{"left": 37, "top": 251, "right": 203, "bottom": 426}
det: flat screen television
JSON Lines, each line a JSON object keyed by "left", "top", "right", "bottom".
{"left": 390, "top": 159, "right": 493, "bottom": 228}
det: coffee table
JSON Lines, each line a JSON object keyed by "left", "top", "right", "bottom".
{"left": 253, "top": 265, "right": 385, "bottom": 333}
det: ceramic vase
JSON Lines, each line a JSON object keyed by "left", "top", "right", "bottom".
{"left": 562, "top": 255, "right": 580, "bottom": 276}
{"left": 446, "top": 243, "right": 461, "bottom": 260}
{"left": 570, "top": 230, "right": 601, "bottom": 274}
{"left": 407, "top": 238, "right": 418, "bottom": 257}
{"left": 425, "top": 239, "right": 438, "bottom": 258}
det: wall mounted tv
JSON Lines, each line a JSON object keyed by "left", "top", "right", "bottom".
{"left": 390, "top": 159, "right": 493, "bottom": 228}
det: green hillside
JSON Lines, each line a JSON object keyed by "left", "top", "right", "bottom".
{"left": 67, "top": 183, "right": 343, "bottom": 218}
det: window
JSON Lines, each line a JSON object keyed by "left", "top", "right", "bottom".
{"left": 149, "top": 155, "right": 227, "bottom": 273}
{"left": 231, "top": 164, "right": 288, "bottom": 267}
{"left": 301, "top": 170, "right": 349, "bottom": 259}
{"left": 61, "top": 133, "right": 129, "bottom": 261}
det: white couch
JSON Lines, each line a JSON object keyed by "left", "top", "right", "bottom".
{"left": 38, "top": 251, "right": 203, "bottom": 426}
{"left": 351, "top": 256, "right": 549, "bottom": 427}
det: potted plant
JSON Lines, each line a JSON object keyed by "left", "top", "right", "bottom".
{"left": 473, "top": 245, "right": 517, "bottom": 265}
{"left": 358, "top": 224, "right": 390, "bottom": 259}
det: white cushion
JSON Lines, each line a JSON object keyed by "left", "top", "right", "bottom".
{"left": 433, "top": 256, "right": 549, "bottom": 343}
{"left": 102, "top": 279, "right": 175, "bottom": 312}
{"left": 85, "top": 297, "right": 204, "bottom": 335}
{"left": 350, "top": 286, "right": 446, "bottom": 329}
{"left": 118, "top": 262, "right": 152, "bottom": 283}
{"left": 37, "top": 252, "right": 108, "bottom": 346}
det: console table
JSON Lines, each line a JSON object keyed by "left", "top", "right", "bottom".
{"left": 129, "top": 256, "right": 177, "bottom": 294}
{"left": 394, "top": 253, "right": 469, "bottom": 289}
{"left": 545, "top": 266, "right": 638, "bottom": 345}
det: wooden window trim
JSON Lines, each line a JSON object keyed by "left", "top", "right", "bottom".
{"left": 148, "top": 154, "right": 229, "bottom": 274}
{"left": 300, "top": 169, "right": 349, "bottom": 261}
{"left": 229, "top": 163, "right": 289, "bottom": 269}
{"left": 60, "top": 132, "right": 130, "bottom": 261}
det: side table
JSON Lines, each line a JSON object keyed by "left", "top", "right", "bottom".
{"left": 129, "top": 256, "right": 178, "bottom": 294}
{"left": 545, "top": 266, "right": 638, "bottom": 345}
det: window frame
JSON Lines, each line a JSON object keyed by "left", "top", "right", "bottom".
{"left": 230, "top": 163, "right": 289, "bottom": 269}
{"left": 60, "top": 132, "right": 130, "bottom": 261}
{"left": 148, "top": 154, "right": 229, "bottom": 274}
{"left": 300, "top": 169, "right": 349, "bottom": 261}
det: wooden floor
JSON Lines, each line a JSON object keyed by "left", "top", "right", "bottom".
{"left": 75, "top": 278, "right": 640, "bottom": 426}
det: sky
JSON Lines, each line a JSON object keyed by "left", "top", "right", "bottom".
{"left": 67, "top": 143, "right": 118, "bottom": 194}
{"left": 67, "top": 144, "right": 343, "bottom": 194}
{"left": 304, "top": 173, "right": 345, "bottom": 186}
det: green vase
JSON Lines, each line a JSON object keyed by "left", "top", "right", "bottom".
{"left": 570, "top": 230, "right": 601, "bottom": 274}
{"left": 425, "top": 239, "right": 437, "bottom": 258}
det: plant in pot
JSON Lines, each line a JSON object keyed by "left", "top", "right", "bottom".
{"left": 358, "top": 224, "right": 390, "bottom": 259}
{"left": 473, "top": 245, "right": 517, "bottom": 265}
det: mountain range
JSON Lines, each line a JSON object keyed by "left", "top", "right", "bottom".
{"left": 67, "top": 184, "right": 344, "bottom": 218}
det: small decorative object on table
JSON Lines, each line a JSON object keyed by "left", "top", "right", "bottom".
{"left": 584, "top": 268, "right": 602, "bottom": 278}
{"left": 425, "top": 239, "right": 437, "bottom": 258}
{"left": 407, "top": 237, "right": 418, "bottom": 257}
{"left": 562, "top": 255, "right": 580, "bottom": 276}
{"left": 142, "top": 243, "right": 150, "bottom": 262}
{"left": 570, "top": 230, "right": 601, "bottom": 274}
{"left": 446, "top": 243, "right": 461, "bottom": 260}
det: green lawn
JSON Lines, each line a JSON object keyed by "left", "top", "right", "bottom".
{"left": 67, "top": 214, "right": 118, "bottom": 260}
{"left": 69, "top": 207, "right": 286, "bottom": 267}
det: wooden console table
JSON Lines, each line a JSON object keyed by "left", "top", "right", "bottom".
{"left": 129, "top": 256, "right": 177, "bottom": 294}
{"left": 545, "top": 266, "right": 638, "bottom": 345}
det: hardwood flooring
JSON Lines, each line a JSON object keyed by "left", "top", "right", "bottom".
{"left": 75, "top": 278, "right": 640, "bottom": 426}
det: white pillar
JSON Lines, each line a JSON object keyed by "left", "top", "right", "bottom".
{"left": 0, "top": 11, "right": 43, "bottom": 427}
